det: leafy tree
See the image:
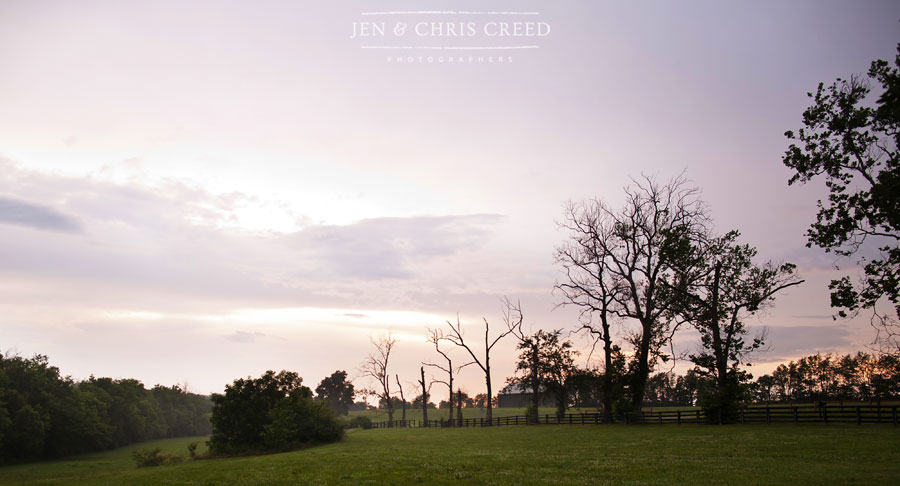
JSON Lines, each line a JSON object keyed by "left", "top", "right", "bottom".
{"left": 665, "top": 230, "right": 803, "bottom": 422}
{"left": 509, "top": 329, "right": 579, "bottom": 419}
{"left": 783, "top": 43, "right": 900, "bottom": 354}
{"left": 315, "top": 370, "right": 355, "bottom": 416}
{"left": 208, "top": 370, "right": 329, "bottom": 454}
{"left": 262, "top": 396, "right": 343, "bottom": 451}
{"left": 0, "top": 352, "right": 210, "bottom": 464}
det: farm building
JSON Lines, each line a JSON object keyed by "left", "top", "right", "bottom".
{"left": 496, "top": 383, "right": 555, "bottom": 408}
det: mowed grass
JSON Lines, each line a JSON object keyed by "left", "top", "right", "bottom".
{"left": 2, "top": 425, "right": 899, "bottom": 485}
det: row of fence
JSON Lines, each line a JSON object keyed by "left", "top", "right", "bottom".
{"left": 368, "top": 405, "right": 900, "bottom": 429}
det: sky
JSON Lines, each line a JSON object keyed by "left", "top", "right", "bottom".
{"left": 1, "top": 1, "right": 898, "bottom": 400}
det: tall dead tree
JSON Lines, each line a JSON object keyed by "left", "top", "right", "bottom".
{"left": 424, "top": 327, "right": 471, "bottom": 421}
{"left": 445, "top": 313, "right": 514, "bottom": 423}
{"left": 502, "top": 298, "right": 542, "bottom": 422}
{"left": 395, "top": 374, "right": 407, "bottom": 422}
{"left": 360, "top": 334, "right": 396, "bottom": 423}
{"left": 418, "top": 366, "right": 429, "bottom": 424}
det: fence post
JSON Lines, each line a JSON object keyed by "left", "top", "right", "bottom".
{"left": 856, "top": 406, "right": 862, "bottom": 425}
{"left": 696, "top": 410, "right": 700, "bottom": 424}
{"left": 545, "top": 414, "right": 549, "bottom": 425}
{"left": 677, "top": 410, "right": 681, "bottom": 425}
{"left": 823, "top": 407, "right": 828, "bottom": 425}
{"left": 892, "top": 406, "right": 897, "bottom": 427}
{"left": 793, "top": 407, "right": 798, "bottom": 424}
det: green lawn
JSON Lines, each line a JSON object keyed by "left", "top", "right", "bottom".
{"left": 3, "top": 424, "right": 899, "bottom": 485}
{"left": 349, "top": 406, "right": 610, "bottom": 423}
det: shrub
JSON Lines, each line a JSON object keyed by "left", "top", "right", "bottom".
{"left": 262, "top": 398, "right": 343, "bottom": 450}
{"left": 347, "top": 415, "right": 372, "bottom": 429}
{"left": 131, "top": 448, "right": 183, "bottom": 467}
{"left": 208, "top": 370, "right": 344, "bottom": 455}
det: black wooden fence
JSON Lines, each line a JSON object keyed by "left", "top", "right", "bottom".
{"left": 368, "top": 404, "right": 899, "bottom": 429}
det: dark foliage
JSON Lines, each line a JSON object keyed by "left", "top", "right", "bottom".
{"left": 0, "top": 352, "right": 211, "bottom": 465}
{"left": 784, "top": 43, "right": 900, "bottom": 354}
{"left": 751, "top": 352, "right": 900, "bottom": 403}
{"left": 207, "top": 370, "right": 342, "bottom": 455}
{"left": 315, "top": 370, "right": 355, "bottom": 416}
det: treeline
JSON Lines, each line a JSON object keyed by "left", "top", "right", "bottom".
{"left": 0, "top": 352, "right": 211, "bottom": 464}
{"left": 629, "top": 352, "right": 900, "bottom": 408}
{"left": 751, "top": 353, "right": 900, "bottom": 404}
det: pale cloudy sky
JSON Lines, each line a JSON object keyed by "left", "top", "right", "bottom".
{"left": 1, "top": 1, "right": 898, "bottom": 399}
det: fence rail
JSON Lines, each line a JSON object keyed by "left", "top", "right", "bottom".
{"left": 368, "top": 405, "right": 899, "bottom": 429}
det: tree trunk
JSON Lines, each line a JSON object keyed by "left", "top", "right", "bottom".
{"left": 485, "top": 332, "right": 493, "bottom": 423}
{"left": 420, "top": 366, "right": 428, "bottom": 424}
{"left": 630, "top": 319, "right": 653, "bottom": 422}
{"left": 531, "top": 342, "right": 540, "bottom": 421}
{"left": 485, "top": 367, "right": 493, "bottom": 423}
{"left": 456, "top": 388, "right": 463, "bottom": 426}
{"left": 601, "top": 315, "right": 614, "bottom": 424}
{"left": 448, "top": 369, "right": 454, "bottom": 421}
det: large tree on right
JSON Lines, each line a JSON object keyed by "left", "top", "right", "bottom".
{"left": 784, "top": 43, "right": 900, "bottom": 354}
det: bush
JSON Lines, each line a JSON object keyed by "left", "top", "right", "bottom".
{"left": 347, "top": 416, "right": 372, "bottom": 429}
{"left": 263, "top": 398, "right": 343, "bottom": 450}
{"left": 208, "top": 370, "right": 344, "bottom": 455}
{"left": 131, "top": 448, "right": 183, "bottom": 467}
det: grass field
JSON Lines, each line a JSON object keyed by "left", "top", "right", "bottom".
{"left": 2, "top": 424, "right": 899, "bottom": 485}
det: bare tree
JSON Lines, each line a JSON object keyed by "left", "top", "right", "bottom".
{"left": 424, "top": 327, "right": 472, "bottom": 421}
{"left": 444, "top": 312, "right": 515, "bottom": 423}
{"left": 418, "top": 366, "right": 429, "bottom": 424}
{"left": 556, "top": 202, "right": 625, "bottom": 423}
{"left": 502, "top": 298, "right": 542, "bottom": 421}
{"left": 360, "top": 334, "right": 396, "bottom": 423}
{"left": 394, "top": 374, "right": 406, "bottom": 422}
{"left": 559, "top": 174, "right": 710, "bottom": 419}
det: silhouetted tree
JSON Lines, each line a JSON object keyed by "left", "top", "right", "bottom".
{"left": 557, "top": 203, "right": 627, "bottom": 423}
{"left": 394, "top": 374, "right": 407, "bottom": 422}
{"left": 559, "top": 175, "right": 709, "bottom": 419}
{"left": 783, "top": 43, "right": 900, "bottom": 355}
{"left": 509, "top": 329, "right": 578, "bottom": 419}
{"left": 502, "top": 298, "right": 542, "bottom": 421}
{"left": 664, "top": 230, "right": 803, "bottom": 422}
{"left": 424, "top": 327, "right": 472, "bottom": 421}
{"left": 444, "top": 312, "right": 515, "bottom": 423}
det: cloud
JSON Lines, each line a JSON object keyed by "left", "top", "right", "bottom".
{"left": 0, "top": 196, "right": 82, "bottom": 233}
{"left": 758, "top": 324, "right": 855, "bottom": 362}
{"left": 343, "top": 313, "right": 368, "bottom": 319}
{"left": 293, "top": 214, "right": 505, "bottom": 279}
{"left": 0, "top": 160, "right": 515, "bottom": 315}
{"left": 225, "top": 331, "right": 266, "bottom": 343}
